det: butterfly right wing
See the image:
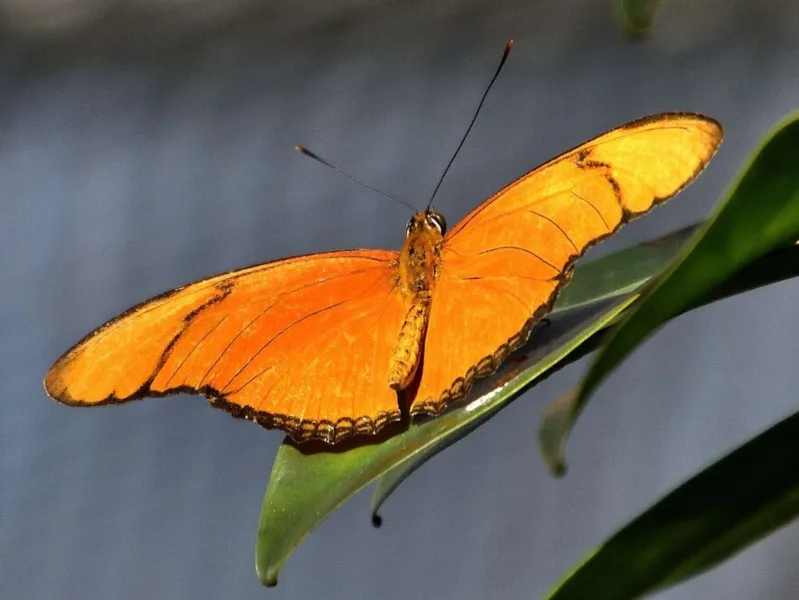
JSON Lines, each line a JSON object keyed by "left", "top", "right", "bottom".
{"left": 411, "top": 113, "right": 723, "bottom": 415}
{"left": 45, "top": 250, "right": 406, "bottom": 443}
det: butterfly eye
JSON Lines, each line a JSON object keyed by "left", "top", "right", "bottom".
{"left": 426, "top": 211, "right": 447, "bottom": 235}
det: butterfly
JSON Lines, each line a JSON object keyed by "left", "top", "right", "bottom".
{"left": 44, "top": 108, "right": 722, "bottom": 444}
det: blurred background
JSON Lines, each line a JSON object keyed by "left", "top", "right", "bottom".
{"left": 2, "top": 1, "right": 799, "bottom": 598}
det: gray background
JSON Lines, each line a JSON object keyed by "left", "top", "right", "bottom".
{"left": 3, "top": 1, "right": 799, "bottom": 598}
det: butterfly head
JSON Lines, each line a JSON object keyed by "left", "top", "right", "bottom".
{"left": 406, "top": 210, "right": 447, "bottom": 238}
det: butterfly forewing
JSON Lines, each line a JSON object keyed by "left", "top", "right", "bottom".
{"left": 45, "top": 250, "right": 405, "bottom": 443}
{"left": 410, "top": 113, "right": 723, "bottom": 414}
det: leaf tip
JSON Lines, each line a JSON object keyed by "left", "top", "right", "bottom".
{"left": 371, "top": 512, "right": 383, "bottom": 528}
{"left": 256, "top": 557, "right": 281, "bottom": 587}
{"left": 539, "top": 387, "right": 580, "bottom": 476}
{"left": 551, "top": 459, "right": 569, "bottom": 478}
{"left": 541, "top": 445, "right": 568, "bottom": 477}
{"left": 539, "top": 433, "right": 569, "bottom": 477}
{"left": 258, "top": 568, "right": 280, "bottom": 587}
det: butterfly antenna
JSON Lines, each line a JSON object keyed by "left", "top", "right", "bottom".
{"left": 425, "top": 39, "right": 514, "bottom": 211}
{"left": 295, "top": 145, "right": 416, "bottom": 212}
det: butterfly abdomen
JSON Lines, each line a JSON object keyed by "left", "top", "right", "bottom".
{"left": 388, "top": 292, "right": 431, "bottom": 390}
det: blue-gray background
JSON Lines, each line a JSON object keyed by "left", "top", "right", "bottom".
{"left": 2, "top": 1, "right": 799, "bottom": 598}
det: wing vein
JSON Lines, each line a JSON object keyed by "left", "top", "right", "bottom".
{"left": 464, "top": 278, "right": 536, "bottom": 314}
{"left": 477, "top": 245, "right": 561, "bottom": 274}
{"left": 571, "top": 190, "right": 611, "bottom": 231}
{"left": 220, "top": 300, "right": 348, "bottom": 392}
{"left": 457, "top": 273, "right": 556, "bottom": 283}
{"left": 447, "top": 178, "right": 589, "bottom": 242}
{"left": 528, "top": 207, "right": 579, "bottom": 252}
{"left": 197, "top": 267, "right": 383, "bottom": 388}
{"left": 222, "top": 273, "right": 387, "bottom": 393}
{"left": 162, "top": 314, "right": 230, "bottom": 388}
{"left": 227, "top": 278, "right": 392, "bottom": 400}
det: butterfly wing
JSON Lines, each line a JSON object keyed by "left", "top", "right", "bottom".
{"left": 45, "top": 250, "right": 406, "bottom": 443}
{"left": 411, "top": 112, "right": 723, "bottom": 414}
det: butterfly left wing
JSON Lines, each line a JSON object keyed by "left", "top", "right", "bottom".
{"left": 411, "top": 113, "right": 723, "bottom": 415}
{"left": 45, "top": 250, "right": 407, "bottom": 443}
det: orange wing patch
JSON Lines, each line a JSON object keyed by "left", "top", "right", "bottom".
{"left": 410, "top": 113, "right": 723, "bottom": 415}
{"left": 45, "top": 250, "right": 405, "bottom": 443}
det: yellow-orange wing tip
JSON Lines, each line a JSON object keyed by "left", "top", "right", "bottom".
{"left": 44, "top": 250, "right": 406, "bottom": 444}
{"left": 409, "top": 113, "right": 723, "bottom": 417}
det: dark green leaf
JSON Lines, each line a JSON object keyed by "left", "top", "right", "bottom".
{"left": 257, "top": 293, "right": 639, "bottom": 586}
{"left": 256, "top": 226, "right": 702, "bottom": 585}
{"left": 544, "top": 409, "right": 799, "bottom": 599}
{"left": 540, "top": 113, "right": 799, "bottom": 475}
{"left": 257, "top": 215, "right": 799, "bottom": 586}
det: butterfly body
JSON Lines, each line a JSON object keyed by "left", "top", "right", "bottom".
{"left": 45, "top": 113, "right": 723, "bottom": 444}
{"left": 388, "top": 210, "right": 446, "bottom": 390}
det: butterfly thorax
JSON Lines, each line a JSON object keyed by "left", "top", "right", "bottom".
{"left": 388, "top": 210, "right": 446, "bottom": 391}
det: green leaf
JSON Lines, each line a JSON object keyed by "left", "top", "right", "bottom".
{"left": 540, "top": 113, "right": 799, "bottom": 476}
{"left": 257, "top": 295, "right": 639, "bottom": 585}
{"left": 544, "top": 408, "right": 799, "bottom": 599}
{"left": 257, "top": 220, "right": 799, "bottom": 586}
{"left": 257, "top": 245, "right": 799, "bottom": 589}
{"left": 255, "top": 226, "right": 697, "bottom": 586}
{"left": 613, "top": 0, "right": 663, "bottom": 38}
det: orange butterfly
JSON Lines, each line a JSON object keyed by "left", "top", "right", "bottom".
{"left": 44, "top": 49, "right": 722, "bottom": 445}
